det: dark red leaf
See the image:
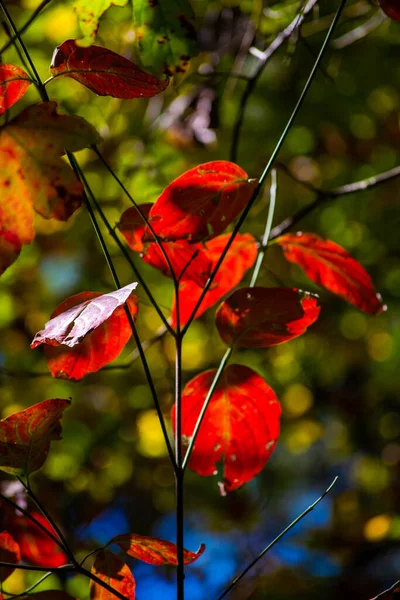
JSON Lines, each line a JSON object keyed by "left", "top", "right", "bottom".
{"left": 276, "top": 232, "right": 384, "bottom": 314}
{"left": 379, "top": 0, "right": 400, "bottom": 20}
{"left": 118, "top": 204, "right": 152, "bottom": 253}
{"left": 50, "top": 39, "right": 169, "bottom": 98}
{"left": 146, "top": 161, "right": 256, "bottom": 242}
{"left": 11, "top": 512, "right": 67, "bottom": 568}
{"left": 172, "top": 365, "right": 281, "bottom": 494}
{"left": 90, "top": 550, "right": 135, "bottom": 600}
{"left": 171, "top": 233, "right": 258, "bottom": 327}
{"left": 0, "top": 531, "right": 21, "bottom": 582}
{"left": 111, "top": 533, "right": 205, "bottom": 565}
{"left": 0, "top": 399, "right": 70, "bottom": 476}
{"left": 31, "top": 284, "right": 139, "bottom": 380}
{"left": 0, "top": 64, "right": 31, "bottom": 115}
{"left": 215, "top": 287, "right": 320, "bottom": 347}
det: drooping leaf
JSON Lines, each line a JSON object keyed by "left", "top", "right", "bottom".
{"left": 215, "top": 287, "right": 320, "bottom": 348}
{"left": 10, "top": 512, "right": 67, "bottom": 568}
{"left": 0, "top": 101, "right": 99, "bottom": 274}
{"left": 146, "top": 161, "right": 256, "bottom": 242}
{"left": 171, "top": 233, "right": 258, "bottom": 327}
{"left": 172, "top": 365, "right": 281, "bottom": 494}
{"left": 110, "top": 533, "right": 205, "bottom": 565}
{"left": 74, "top": 0, "right": 129, "bottom": 46}
{"left": 90, "top": 550, "right": 135, "bottom": 600}
{"left": 0, "top": 64, "right": 31, "bottom": 115}
{"left": 276, "top": 232, "right": 384, "bottom": 314}
{"left": 0, "top": 531, "right": 21, "bottom": 582}
{"left": 31, "top": 284, "right": 139, "bottom": 380}
{"left": 379, "top": 0, "right": 400, "bottom": 20}
{"left": 50, "top": 40, "right": 169, "bottom": 98}
{"left": 0, "top": 399, "right": 70, "bottom": 476}
{"left": 133, "top": 0, "right": 198, "bottom": 76}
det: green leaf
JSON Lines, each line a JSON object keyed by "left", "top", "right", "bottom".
{"left": 74, "top": 0, "right": 129, "bottom": 47}
{"left": 133, "top": 0, "right": 198, "bottom": 76}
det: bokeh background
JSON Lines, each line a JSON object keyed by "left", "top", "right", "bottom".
{"left": 1, "top": 0, "right": 400, "bottom": 598}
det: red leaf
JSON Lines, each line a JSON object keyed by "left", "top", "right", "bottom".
{"left": 90, "top": 550, "right": 135, "bottom": 600}
{"left": 11, "top": 512, "right": 67, "bottom": 568}
{"left": 0, "top": 399, "right": 70, "bottom": 476}
{"left": 118, "top": 204, "right": 151, "bottom": 253}
{"left": 0, "top": 64, "right": 31, "bottom": 115}
{"left": 172, "top": 365, "right": 281, "bottom": 494}
{"left": 215, "top": 287, "right": 320, "bottom": 347}
{"left": 31, "top": 284, "right": 139, "bottom": 380}
{"left": 111, "top": 533, "right": 205, "bottom": 566}
{"left": 0, "top": 531, "right": 21, "bottom": 582}
{"left": 171, "top": 233, "right": 258, "bottom": 327}
{"left": 379, "top": 0, "right": 400, "bottom": 20}
{"left": 146, "top": 161, "right": 256, "bottom": 242}
{"left": 276, "top": 232, "right": 384, "bottom": 314}
{"left": 50, "top": 39, "right": 168, "bottom": 99}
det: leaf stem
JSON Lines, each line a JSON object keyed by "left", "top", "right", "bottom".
{"left": 0, "top": 562, "right": 73, "bottom": 573}
{"left": 216, "top": 476, "right": 339, "bottom": 600}
{"left": 2, "top": 570, "right": 53, "bottom": 597}
{"left": 175, "top": 335, "right": 185, "bottom": 600}
{"left": 0, "top": 0, "right": 52, "bottom": 55}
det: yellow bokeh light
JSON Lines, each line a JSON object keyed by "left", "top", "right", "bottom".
{"left": 136, "top": 409, "right": 168, "bottom": 458}
{"left": 282, "top": 383, "right": 313, "bottom": 418}
{"left": 364, "top": 514, "right": 391, "bottom": 541}
{"left": 43, "top": 7, "right": 77, "bottom": 41}
{"left": 285, "top": 420, "right": 324, "bottom": 454}
{"left": 367, "top": 331, "right": 393, "bottom": 362}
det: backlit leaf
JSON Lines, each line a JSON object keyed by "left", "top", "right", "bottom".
{"left": 146, "top": 161, "right": 256, "bottom": 242}
{"left": 215, "top": 287, "right": 320, "bottom": 347}
{"left": 171, "top": 233, "right": 258, "bottom": 327}
{"left": 276, "top": 232, "right": 384, "bottom": 314}
{"left": 172, "top": 365, "right": 281, "bottom": 494}
{"left": 0, "top": 101, "right": 99, "bottom": 274}
{"left": 133, "top": 0, "right": 198, "bottom": 76}
{"left": 74, "top": 0, "right": 129, "bottom": 47}
{"left": 50, "top": 40, "right": 169, "bottom": 98}
{"left": 31, "top": 284, "right": 139, "bottom": 380}
{"left": 0, "top": 64, "right": 31, "bottom": 115}
{"left": 10, "top": 512, "right": 67, "bottom": 568}
{"left": 90, "top": 550, "right": 135, "bottom": 600}
{"left": 118, "top": 204, "right": 151, "bottom": 252}
{"left": 0, "top": 399, "right": 70, "bottom": 476}
{"left": 111, "top": 533, "right": 205, "bottom": 565}
{"left": 0, "top": 531, "right": 21, "bottom": 582}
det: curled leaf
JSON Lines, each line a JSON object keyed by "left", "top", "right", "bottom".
{"left": 0, "top": 64, "right": 31, "bottom": 115}
{"left": 90, "top": 550, "right": 135, "bottom": 600}
{"left": 50, "top": 39, "right": 169, "bottom": 98}
{"left": 215, "top": 287, "right": 320, "bottom": 347}
{"left": 111, "top": 533, "right": 205, "bottom": 565}
{"left": 172, "top": 365, "right": 281, "bottom": 494}
{"left": 0, "top": 531, "right": 21, "bottom": 582}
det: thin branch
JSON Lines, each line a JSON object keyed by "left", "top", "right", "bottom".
{"left": 2, "top": 571, "right": 53, "bottom": 597}
{"left": 370, "top": 580, "right": 400, "bottom": 600}
{"left": 216, "top": 477, "right": 339, "bottom": 600}
{"left": 0, "top": 0, "right": 52, "bottom": 55}
{"left": 249, "top": 169, "right": 277, "bottom": 286}
{"left": 0, "top": 562, "right": 73, "bottom": 573}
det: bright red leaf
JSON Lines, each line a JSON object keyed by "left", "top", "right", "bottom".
{"left": 31, "top": 284, "right": 139, "bottom": 380}
{"left": 172, "top": 365, "right": 281, "bottom": 494}
{"left": 50, "top": 39, "right": 169, "bottom": 98}
{"left": 215, "top": 287, "right": 320, "bottom": 348}
{"left": 118, "top": 204, "right": 151, "bottom": 253}
{"left": 171, "top": 233, "right": 258, "bottom": 327}
{"left": 0, "top": 531, "right": 21, "bottom": 582}
{"left": 11, "top": 512, "right": 67, "bottom": 568}
{"left": 110, "top": 533, "right": 205, "bottom": 565}
{"left": 0, "top": 64, "right": 31, "bottom": 115}
{"left": 146, "top": 161, "right": 256, "bottom": 242}
{"left": 90, "top": 550, "right": 135, "bottom": 600}
{"left": 0, "top": 399, "right": 70, "bottom": 476}
{"left": 379, "top": 0, "right": 400, "bottom": 20}
{"left": 276, "top": 232, "right": 384, "bottom": 314}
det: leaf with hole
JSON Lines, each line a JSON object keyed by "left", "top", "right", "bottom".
{"left": 172, "top": 365, "right": 280, "bottom": 494}
{"left": 90, "top": 550, "right": 135, "bottom": 600}
{"left": 110, "top": 533, "right": 205, "bottom": 565}
{"left": 50, "top": 39, "right": 169, "bottom": 98}
{"left": 0, "top": 64, "right": 31, "bottom": 115}
{"left": 0, "top": 399, "right": 70, "bottom": 476}
{"left": 0, "top": 531, "right": 20, "bottom": 582}
{"left": 146, "top": 161, "right": 256, "bottom": 242}
{"left": 216, "top": 287, "right": 320, "bottom": 347}
{"left": 276, "top": 232, "right": 384, "bottom": 314}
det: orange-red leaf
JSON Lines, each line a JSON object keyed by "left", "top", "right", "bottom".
{"left": 215, "top": 287, "right": 320, "bottom": 348}
{"left": 0, "top": 531, "right": 21, "bottom": 582}
{"left": 276, "top": 232, "right": 384, "bottom": 314}
{"left": 31, "top": 284, "right": 139, "bottom": 380}
{"left": 379, "top": 0, "right": 400, "bottom": 20}
{"left": 118, "top": 204, "right": 151, "bottom": 252}
{"left": 50, "top": 39, "right": 169, "bottom": 98}
{"left": 0, "top": 64, "right": 31, "bottom": 115}
{"left": 11, "top": 512, "right": 67, "bottom": 568}
{"left": 0, "top": 399, "right": 70, "bottom": 476}
{"left": 172, "top": 365, "right": 281, "bottom": 494}
{"left": 90, "top": 550, "right": 135, "bottom": 600}
{"left": 171, "top": 233, "right": 258, "bottom": 327}
{"left": 111, "top": 533, "right": 205, "bottom": 566}
{"left": 146, "top": 161, "right": 256, "bottom": 242}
